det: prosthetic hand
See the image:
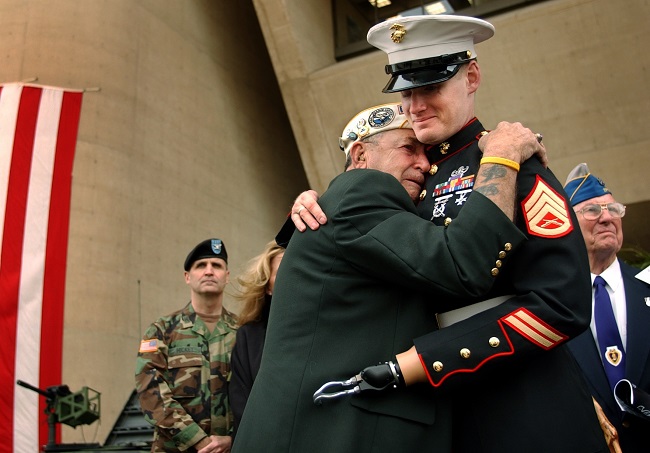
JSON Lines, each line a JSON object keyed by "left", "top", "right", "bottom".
{"left": 313, "top": 360, "right": 404, "bottom": 405}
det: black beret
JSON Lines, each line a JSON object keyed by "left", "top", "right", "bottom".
{"left": 184, "top": 238, "right": 228, "bottom": 271}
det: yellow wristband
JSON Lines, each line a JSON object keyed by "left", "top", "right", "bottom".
{"left": 480, "top": 156, "right": 520, "bottom": 172}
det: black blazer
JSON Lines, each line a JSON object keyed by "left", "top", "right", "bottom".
{"left": 229, "top": 299, "right": 271, "bottom": 440}
{"left": 568, "top": 261, "right": 650, "bottom": 452}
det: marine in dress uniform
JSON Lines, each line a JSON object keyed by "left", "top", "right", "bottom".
{"left": 360, "top": 15, "right": 609, "bottom": 453}
{"left": 565, "top": 164, "right": 650, "bottom": 453}
{"left": 232, "top": 104, "right": 528, "bottom": 453}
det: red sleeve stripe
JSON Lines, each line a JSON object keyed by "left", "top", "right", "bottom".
{"left": 502, "top": 308, "right": 567, "bottom": 350}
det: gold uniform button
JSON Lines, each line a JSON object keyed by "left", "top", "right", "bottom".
{"left": 444, "top": 217, "right": 452, "bottom": 226}
{"left": 419, "top": 189, "right": 426, "bottom": 200}
{"left": 495, "top": 260, "right": 502, "bottom": 268}
{"left": 489, "top": 337, "right": 500, "bottom": 347}
{"left": 491, "top": 268, "right": 499, "bottom": 276}
{"left": 429, "top": 164, "right": 438, "bottom": 175}
{"left": 432, "top": 361, "right": 444, "bottom": 372}
{"left": 504, "top": 243, "right": 512, "bottom": 251}
{"left": 460, "top": 348, "right": 471, "bottom": 359}
{"left": 498, "top": 251, "right": 506, "bottom": 259}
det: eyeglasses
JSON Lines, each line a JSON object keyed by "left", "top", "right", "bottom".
{"left": 576, "top": 202, "right": 626, "bottom": 220}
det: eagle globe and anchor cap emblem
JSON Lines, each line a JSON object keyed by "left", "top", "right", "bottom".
{"left": 389, "top": 23, "right": 407, "bottom": 43}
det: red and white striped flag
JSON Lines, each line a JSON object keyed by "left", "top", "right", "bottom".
{"left": 0, "top": 83, "right": 83, "bottom": 453}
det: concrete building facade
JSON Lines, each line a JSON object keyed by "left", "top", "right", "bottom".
{"left": 0, "top": 0, "right": 647, "bottom": 445}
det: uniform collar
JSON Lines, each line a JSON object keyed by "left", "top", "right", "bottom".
{"left": 593, "top": 258, "right": 624, "bottom": 295}
{"left": 180, "top": 301, "right": 238, "bottom": 333}
{"left": 426, "top": 117, "right": 487, "bottom": 165}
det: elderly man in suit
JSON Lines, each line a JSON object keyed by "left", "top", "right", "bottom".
{"left": 565, "top": 163, "right": 650, "bottom": 453}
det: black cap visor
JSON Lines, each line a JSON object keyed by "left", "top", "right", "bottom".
{"left": 382, "top": 64, "right": 463, "bottom": 93}
{"left": 382, "top": 51, "right": 473, "bottom": 93}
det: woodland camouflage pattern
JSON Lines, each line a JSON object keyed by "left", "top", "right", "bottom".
{"left": 135, "top": 302, "right": 238, "bottom": 452}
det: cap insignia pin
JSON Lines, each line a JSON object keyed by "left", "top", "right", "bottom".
{"left": 389, "top": 24, "right": 406, "bottom": 43}
{"left": 440, "top": 142, "right": 450, "bottom": 154}
{"left": 211, "top": 239, "right": 222, "bottom": 254}
{"left": 358, "top": 125, "right": 369, "bottom": 138}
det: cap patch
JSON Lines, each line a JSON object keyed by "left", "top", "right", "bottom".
{"left": 211, "top": 239, "right": 223, "bottom": 254}
{"left": 521, "top": 176, "right": 573, "bottom": 238}
{"left": 502, "top": 308, "right": 567, "bottom": 350}
{"left": 369, "top": 106, "right": 395, "bottom": 129}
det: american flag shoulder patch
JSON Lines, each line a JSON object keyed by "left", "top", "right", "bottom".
{"left": 139, "top": 339, "right": 159, "bottom": 353}
{"left": 521, "top": 176, "right": 573, "bottom": 238}
{"left": 501, "top": 308, "right": 567, "bottom": 350}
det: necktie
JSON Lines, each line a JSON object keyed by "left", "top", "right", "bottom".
{"left": 593, "top": 276, "right": 626, "bottom": 392}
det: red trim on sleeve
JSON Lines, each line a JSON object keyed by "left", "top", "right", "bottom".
{"left": 419, "top": 321, "right": 515, "bottom": 388}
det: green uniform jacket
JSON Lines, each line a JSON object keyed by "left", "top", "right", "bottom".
{"left": 135, "top": 303, "right": 238, "bottom": 452}
{"left": 233, "top": 169, "right": 526, "bottom": 453}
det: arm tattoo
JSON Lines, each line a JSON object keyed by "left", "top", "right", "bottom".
{"left": 480, "top": 165, "right": 508, "bottom": 182}
{"left": 475, "top": 184, "right": 499, "bottom": 196}
{"left": 474, "top": 165, "right": 508, "bottom": 196}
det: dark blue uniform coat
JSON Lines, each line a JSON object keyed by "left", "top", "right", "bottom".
{"left": 412, "top": 118, "right": 608, "bottom": 453}
{"left": 568, "top": 261, "right": 650, "bottom": 452}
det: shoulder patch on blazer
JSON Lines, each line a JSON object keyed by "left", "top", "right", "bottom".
{"left": 521, "top": 175, "right": 573, "bottom": 238}
{"left": 502, "top": 308, "right": 567, "bottom": 350}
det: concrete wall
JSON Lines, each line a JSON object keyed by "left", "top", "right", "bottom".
{"left": 1, "top": 0, "right": 308, "bottom": 443}
{"left": 253, "top": 0, "right": 650, "bottom": 250}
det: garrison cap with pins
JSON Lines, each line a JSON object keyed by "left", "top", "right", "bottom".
{"left": 563, "top": 163, "right": 613, "bottom": 206}
{"left": 184, "top": 238, "right": 228, "bottom": 271}
{"left": 339, "top": 103, "right": 411, "bottom": 155}
{"left": 367, "top": 14, "right": 495, "bottom": 93}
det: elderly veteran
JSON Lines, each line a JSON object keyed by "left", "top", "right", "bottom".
{"left": 295, "top": 15, "right": 608, "bottom": 453}
{"left": 232, "top": 103, "right": 546, "bottom": 453}
{"left": 566, "top": 163, "right": 650, "bottom": 453}
{"left": 136, "top": 238, "right": 237, "bottom": 453}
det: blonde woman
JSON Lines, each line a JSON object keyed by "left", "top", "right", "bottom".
{"left": 229, "top": 240, "right": 284, "bottom": 441}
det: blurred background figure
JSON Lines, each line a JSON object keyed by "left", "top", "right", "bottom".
{"left": 229, "top": 240, "right": 285, "bottom": 441}
{"left": 565, "top": 163, "right": 650, "bottom": 453}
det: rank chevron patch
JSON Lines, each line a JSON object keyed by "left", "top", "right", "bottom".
{"left": 502, "top": 308, "right": 568, "bottom": 350}
{"left": 521, "top": 176, "right": 573, "bottom": 238}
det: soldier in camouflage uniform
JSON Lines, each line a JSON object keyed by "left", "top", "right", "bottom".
{"left": 136, "top": 238, "right": 238, "bottom": 453}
